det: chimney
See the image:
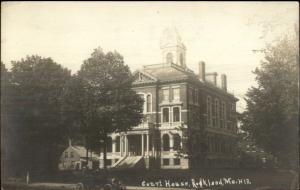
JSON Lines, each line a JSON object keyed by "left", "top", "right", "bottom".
{"left": 205, "top": 72, "right": 218, "bottom": 86}
{"left": 221, "top": 74, "right": 227, "bottom": 91}
{"left": 198, "top": 61, "right": 206, "bottom": 81}
{"left": 68, "top": 139, "right": 72, "bottom": 147}
{"left": 212, "top": 73, "right": 217, "bottom": 86}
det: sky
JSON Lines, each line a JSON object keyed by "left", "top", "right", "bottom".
{"left": 1, "top": 2, "right": 299, "bottom": 112}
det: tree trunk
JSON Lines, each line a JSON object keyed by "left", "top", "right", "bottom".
{"left": 85, "top": 137, "right": 89, "bottom": 168}
{"left": 86, "top": 148, "right": 89, "bottom": 168}
{"left": 103, "top": 135, "right": 107, "bottom": 170}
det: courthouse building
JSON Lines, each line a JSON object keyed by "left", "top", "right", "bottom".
{"left": 100, "top": 27, "right": 238, "bottom": 169}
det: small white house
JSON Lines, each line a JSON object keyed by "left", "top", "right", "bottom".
{"left": 58, "top": 142, "right": 100, "bottom": 171}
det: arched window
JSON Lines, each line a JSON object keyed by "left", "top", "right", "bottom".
{"left": 179, "top": 53, "right": 184, "bottom": 66}
{"left": 162, "top": 134, "right": 170, "bottom": 151}
{"left": 106, "top": 137, "right": 112, "bottom": 152}
{"left": 173, "top": 134, "right": 181, "bottom": 150}
{"left": 166, "top": 52, "right": 173, "bottom": 64}
{"left": 116, "top": 136, "right": 120, "bottom": 152}
{"left": 146, "top": 94, "right": 151, "bottom": 112}
{"left": 138, "top": 94, "right": 145, "bottom": 112}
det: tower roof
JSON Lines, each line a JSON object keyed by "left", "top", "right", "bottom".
{"left": 160, "top": 26, "right": 185, "bottom": 48}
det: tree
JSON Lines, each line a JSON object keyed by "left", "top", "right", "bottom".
{"left": 241, "top": 32, "right": 298, "bottom": 168}
{"left": 6, "top": 55, "right": 71, "bottom": 174}
{"left": 62, "top": 74, "right": 102, "bottom": 164}
{"left": 65, "top": 47, "right": 144, "bottom": 169}
{"left": 1, "top": 62, "right": 12, "bottom": 176}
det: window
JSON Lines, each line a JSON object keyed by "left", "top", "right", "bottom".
{"left": 231, "top": 103, "right": 235, "bottom": 118}
{"left": 179, "top": 53, "right": 184, "bottom": 66}
{"left": 190, "top": 88, "right": 194, "bottom": 103}
{"left": 220, "top": 102, "right": 224, "bottom": 128}
{"left": 173, "top": 134, "right": 181, "bottom": 150}
{"left": 75, "top": 163, "right": 79, "bottom": 169}
{"left": 194, "top": 89, "right": 198, "bottom": 104}
{"left": 166, "top": 53, "right": 173, "bottom": 64}
{"left": 162, "top": 134, "right": 170, "bottom": 151}
{"left": 162, "top": 108, "right": 169, "bottom": 123}
{"left": 64, "top": 152, "right": 68, "bottom": 158}
{"left": 221, "top": 141, "right": 225, "bottom": 153}
{"left": 163, "top": 89, "right": 169, "bottom": 102}
{"left": 172, "top": 88, "right": 180, "bottom": 101}
{"left": 146, "top": 94, "right": 151, "bottom": 112}
{"left": 70, "top": 152, "right": 74, "bottom": 158}
{"left": 222, "top": 102, "right": 226, "bottom": 128}
{"left": 173, "top": 107, "right": 180, "bottom": 122}
{"left": 207, "top": 96, "right": 212, "bottom": 126}
{"left": 209, "top": 137, "right": 213, "bottom": 152}
{"left": 212, "top": 99, "right": 216, "bottom": 126}
{"left": 163, "top": 159, "right": 170, "bottom": 165}
{"left": 116, "top": 136, "right": 120, "bottom": 152}
{"left": 149, "top": 135, "right": 153, "bottom": 150}
{"left": 214, "top": 140, "right": 218, "bottom": 152}
{"left": 138, "top": 94, "right": 145, "bottom": 112}
{"left": 218, "top": 100, "right": 222, "bottom": 128}
{"left": 215, "top": 99, "right": 219, "bottom": 127}
{"left": 174, "top": 158, "right": 181, "bottom": 165}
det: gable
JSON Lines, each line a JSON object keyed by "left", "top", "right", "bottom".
{"left": 133, "top": 70, "right": 157, "bottom": 84}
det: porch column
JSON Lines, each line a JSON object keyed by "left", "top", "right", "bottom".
{"left": 112, "top": 137, "right": 116, "bottom": 153}
{"left": 125, "top": 135, "right": 128, "bottom": 156}
{"left": 152, "top": 143, "right": 155, "bottom": 156}
{"left": 141, "top": 134, "right": 144, "bottom": 156}
{"left": 146, "top": 134, "right": 149, "bottom": 156}
{"left": 120, "top": 135, "right": 123, "bottom": 156}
